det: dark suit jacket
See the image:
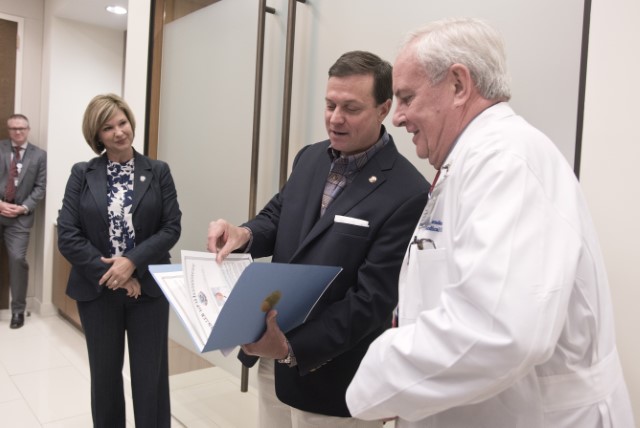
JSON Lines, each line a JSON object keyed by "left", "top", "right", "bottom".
{"left": 0, "top": 139, "right": 47, "bottom": 228}
{"left": 57, "top": 151, "right": 181, "bottom": 301}
{"left": 240, "top": 136, "right": 429, "bottom": 416}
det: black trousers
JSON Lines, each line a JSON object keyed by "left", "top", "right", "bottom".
{"left": 77, "top": 288, "right": 171, "bottom": 428}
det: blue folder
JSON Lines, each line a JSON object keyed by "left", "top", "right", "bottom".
{"left": 152, "top": 262, "right": 342, "bottom": 352}
{"left": 205, "top": 262, "right": 341, "bottom": 351}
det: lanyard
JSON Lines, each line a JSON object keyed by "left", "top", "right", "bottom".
{"left": 429, "top": 169, "right": 441, "bottom": 197}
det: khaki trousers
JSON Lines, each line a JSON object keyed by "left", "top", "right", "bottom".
{"left": 257, "top": 358, "right": 383, "bottom": 428}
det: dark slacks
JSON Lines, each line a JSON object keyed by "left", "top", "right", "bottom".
{"left": 77, "top": 288, "right": 171, "bottom": 428}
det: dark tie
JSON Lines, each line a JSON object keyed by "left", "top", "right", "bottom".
{"left": 4, "top": 146, "right": 22, "bottom": 203}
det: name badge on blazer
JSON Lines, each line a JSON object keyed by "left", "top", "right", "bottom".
{"left": 334, "top": 215, "right": 369, "bottom": 228}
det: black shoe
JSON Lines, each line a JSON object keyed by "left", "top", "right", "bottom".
{"left": 10, "top": 313, "right": 24, "bottom": 329}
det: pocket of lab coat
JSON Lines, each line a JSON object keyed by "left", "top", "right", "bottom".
{"left": 399, "top": 247, "right": 449, "bottom": 325}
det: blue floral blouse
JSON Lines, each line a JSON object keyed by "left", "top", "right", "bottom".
{"left": 107, "top": 159, "right": 136, "bottom": 256}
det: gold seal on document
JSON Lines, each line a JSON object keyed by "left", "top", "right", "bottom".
{"left": 261, "top": 290, "right": 282, "bottom": 312}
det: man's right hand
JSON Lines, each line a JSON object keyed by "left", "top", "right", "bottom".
{"left": 207, "top": 219, "right": 251, "bottom": 263}
{"left": 0, "top": 201, "right": 22, "bottom": 218}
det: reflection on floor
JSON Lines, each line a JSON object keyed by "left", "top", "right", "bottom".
{"left": 171, "top": 367, "right": 259, "bottom": 427}
{"left": 0, "top": 311, "right": 258, "bottom": 427}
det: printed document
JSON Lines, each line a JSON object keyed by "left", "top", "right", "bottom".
{"left": 150, "top": 250, "right": 342, "bottom": 354}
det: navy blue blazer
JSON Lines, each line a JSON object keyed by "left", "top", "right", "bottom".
{"left": 241, "top": 135, "right": 429, "bottom": 416}
{"left": 57, "top": 152, "right": 181, "bottom": 301}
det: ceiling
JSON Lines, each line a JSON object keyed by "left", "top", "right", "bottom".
{"left": 53, "top": 0, "right": 129, "bottom": 31}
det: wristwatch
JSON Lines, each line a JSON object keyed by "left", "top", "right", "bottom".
{"left": 278, "top": 339, "right": 297, "bottom": 367}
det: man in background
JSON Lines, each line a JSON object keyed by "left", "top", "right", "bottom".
{"left": 346, "top": 18, "right": 635, "bottom": 427}
{"left": 208, "top": 51, "right": 429, "bottom": 427}
{"left": 0, "top": 114, "right": 47, "bottom": 329}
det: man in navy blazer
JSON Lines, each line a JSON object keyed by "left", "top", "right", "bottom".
{"left": 208, "top": 51, "right": 429, "bottom": 426}
{"left": 0, "top": 114, "right": 46, "bottom": 329}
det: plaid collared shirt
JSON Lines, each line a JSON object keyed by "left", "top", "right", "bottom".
{"left": 320, "top": 128, "right": 389, "bottom": 216}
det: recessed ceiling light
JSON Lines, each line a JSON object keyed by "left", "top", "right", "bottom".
{"left": 106, "top": 5, "right": 128, "bottom": 15}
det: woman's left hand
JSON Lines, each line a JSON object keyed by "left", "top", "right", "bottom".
{"left": 99, "top": 256, "right": 136, "bottom": 289}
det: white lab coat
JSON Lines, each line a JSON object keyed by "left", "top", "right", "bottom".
{"left": 346, "top": 103, "right": 635, "bottom": 427}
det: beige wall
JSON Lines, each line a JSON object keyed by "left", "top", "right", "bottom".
{"left": 39, "top": 13, "right": 126, "bottom": 315}
{"left": 581, "top": 0, "right": 640, "bottom": 418}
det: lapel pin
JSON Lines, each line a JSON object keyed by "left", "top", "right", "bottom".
{"left": 140, "top": 175, "right": 146, "bottom": 182}
{"left": 369, "top": 176, "right": 377, "bottom": 183}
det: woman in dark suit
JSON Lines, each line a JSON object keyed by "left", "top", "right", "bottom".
{"left": 57, "top": 94, "right": 181, "bottom": 428}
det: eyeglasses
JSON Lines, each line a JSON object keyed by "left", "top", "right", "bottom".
{"left": 8, "top": 127, "right": 29, "bottom": 132}
{"left": 407, "top": 235, "right": 437, "bottom": 262}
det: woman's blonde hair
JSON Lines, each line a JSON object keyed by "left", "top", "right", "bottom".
{"left": 82, "top": 93, "right": 136, "bottom": 154}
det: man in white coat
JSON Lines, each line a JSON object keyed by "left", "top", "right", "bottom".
{"left": 345, "top": 18, "right": 635, "bottom": 427}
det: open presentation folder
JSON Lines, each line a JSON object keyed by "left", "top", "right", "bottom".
{"left": 149, "top": 250, "right": 342, "bottom": 353}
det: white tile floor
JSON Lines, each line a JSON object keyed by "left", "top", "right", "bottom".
{"left": 0, "top": 311, "right": 258, "bottom": 427}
